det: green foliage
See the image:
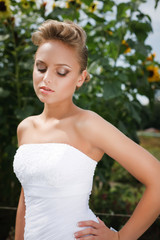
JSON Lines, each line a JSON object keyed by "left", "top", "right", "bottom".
{"left": 140, "top": 102, "right": 160, "bottom": 130}
{"left": 155, "top": 0, "right": 160, "bottom": 8}
{"left": 139, "top": 135, "right": 160, "bottom": 160}
{"left": 0, "top": 0, "right": 160, "bottom": 238}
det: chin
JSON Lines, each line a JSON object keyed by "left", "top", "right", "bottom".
{"left": 38, "top": 96, "right": 57, "bottom": 105}
{"left": 39, "top": 98, "right": 51, "bottom": 104}
{"left": 36, "top": 95, "right": 48, "bottom": 104}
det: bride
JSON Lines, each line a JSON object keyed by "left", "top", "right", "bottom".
{"left": 14, "top": 19, "right": 160, "bottom": 240}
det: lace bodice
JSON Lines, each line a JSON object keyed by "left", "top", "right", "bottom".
{"left": 13, "top": 143, "right": 98, "bottom": 240}
{"left": 13, "top": 143, "right": 97, "bottom": 194}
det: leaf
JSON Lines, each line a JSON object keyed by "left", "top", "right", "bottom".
{"left": 117, "top": 2, "right": 130, "bottom": 20}
{"left": 134, "top": 41, "right": 150, "bottom": 57}
{"left": 129, "top": 21, "right": 152, "bottom": 42}
{"left": 106, "top": 41, "right": 119, "bottom": 60}
{"left": 14, "top": 105, "right": 34, "bottom": 120}
{"left": 124, "top": 102, "right": 141, "bottom": 124}
{"left": 103, "top": 0, "right": 114, "bottom": 12}
{"left": 118, "top": 73, "right": 128, "bottom": 82}
{"left": 0, "top": 34, "right": 10, "bottom": 41}
{"left": 105, "top": 20, "right": 116, "bottom": 29}
{"left": 117, "top": 120, "right": 129, "bottom": 135}
{"left": 85, "top": 12, "right": 105, "bottom": 23}
{"left": 82, "top": 0, "right": 93, "bottom": 6}
{"left": 0, "top": 70, "right": 12, "bottom": 77}
{"left": 155, "top": 0, "right": 160, "bottom": 8}
{"left": 136, "top": 10, "right": 152, "bottom": 22}
{"left": 0, "top": 87, "right": 10, "bottom": 98}
{"left": 103, "top": 81, "right": 122, "bottom": 100}
{"left": 47, "top": 7, "right": 74, "bottom": 19}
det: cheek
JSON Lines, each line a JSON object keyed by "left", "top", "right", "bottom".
{"left": 63, "top": 77, "right": 77, "bottom": 93}
{"left": 33, "top": 69, "right": 42, "bottom": 84}
{"left": 66, "top": 73, "right": 79, "bottom": 87}
{"left": 33, "top": 67, "right": 37, "bottom": 80}
{"left": 32, "top": 69, "right": 41, "bottom": 93}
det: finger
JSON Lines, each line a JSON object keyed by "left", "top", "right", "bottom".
{"left": 74, "top": 227, "right": 97, "bottom": 238}
{"left": 75, "top": 235, "right": 96, "bottom": 240}
{"left": 97, "top": 217, "right": 110, "bottom": 232}
{"left": 78, "top": 220, "right": 99, "bottom": 229}
{"left": 97, "top": 217, "right": 105, "bottom": 225}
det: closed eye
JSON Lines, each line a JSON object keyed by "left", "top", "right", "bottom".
{"left": 38, "top": 68, "right": 46, "bottom": 73}
{"left": 57, "top": 72, "right": 68, "bottom": 76}
{"left": 57, "top": 70, "right": 69, "bottom": 77}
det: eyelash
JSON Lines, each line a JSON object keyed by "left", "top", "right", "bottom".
{"left": 58, "top": 72, "right": 68, "bottom": 76}
{"left": 37, "top": 68, "right": 68, "bottom": 77}
{"left": 38, "top": 69, "right": 46, "bottom": 73}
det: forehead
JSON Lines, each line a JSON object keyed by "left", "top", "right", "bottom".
{"left": 35, "top": 40, "right": 79, "bottom": 67}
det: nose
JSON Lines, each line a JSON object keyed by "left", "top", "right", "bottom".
{"left": 43, "top": 70, "right": 53, "bottom": 85}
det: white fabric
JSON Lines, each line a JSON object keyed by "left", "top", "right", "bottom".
{"left": 13, "top": 143, "right": 98, "bottom": 240}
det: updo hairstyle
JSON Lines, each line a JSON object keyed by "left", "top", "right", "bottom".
{"left": 32, "top": 19, "right": 90, "bottom": 89}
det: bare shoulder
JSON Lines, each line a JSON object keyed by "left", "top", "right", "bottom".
{"left": 75, "top": 109, "right": 112, "bottom": 134}
{"left": 77, "top": 109, "right": 110, "bottom": 123}
{"left": 76, "top": 108, "right": 160, "bottom": 187}
{"left": 17, "top": 116, "right": 37, "bottom": 146}
{"left": 74, "top": 109, "right": 106, "bottom": 161}
{"left": 75, "top": 109, "right": 111, "bottom": 144}
{"left": 17, "top": 116, "right": 36, "bottom": 133}
{"left": 76, "top": 109, "right": 100, "bottom": 122}
{"left": 75, "top": 108, "right": 121, "bottom": 150}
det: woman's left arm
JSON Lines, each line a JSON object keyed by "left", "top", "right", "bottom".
{"left": 75, "top": 111, "right": 160, "bottom": 240}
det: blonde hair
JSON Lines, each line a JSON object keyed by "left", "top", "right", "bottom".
{"left": 32, "top": 19, "right": 90, "bottom": 89}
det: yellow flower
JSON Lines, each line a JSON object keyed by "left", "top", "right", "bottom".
{"left": 89, "top": 2, "right": 98, "bottom": 12}
{"left": 66, "top": 0, "right": 81, "bottom": 10}
{"left": 52, "top": 2, "right": 56, "bottom": 10}
{"left": 21, "top": 0, "right": 30, "bottom": 9}
{"left": 146, "top": 53, "right": 156, "bottom": 61}
{"left": 107, "top": 30, "right": 113, "bottom": 36}
{"left": 147, "top": 65, "right": 160, "bottom": 82}
{"left": 0, "top": 0, "right": 11, "bottom": 18}
{"left": 122, "top": 40, "right": 131, "bottom": 54}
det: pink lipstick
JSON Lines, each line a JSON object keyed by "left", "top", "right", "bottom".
{"left": 40, "top": 86, "right": 55, "bottom": 94}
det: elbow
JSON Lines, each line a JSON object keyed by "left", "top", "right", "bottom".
{"left": 146, "top": 173, "right": 160, "bottom": 205}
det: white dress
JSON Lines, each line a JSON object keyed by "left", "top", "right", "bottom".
{"left": 13, "top": 143, "right": 99, "bottom": 240}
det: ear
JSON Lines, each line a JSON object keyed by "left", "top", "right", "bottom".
{"left": 76, "top": 70, "right": 87, "bottom": 88}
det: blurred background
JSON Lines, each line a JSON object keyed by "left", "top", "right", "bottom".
{"left": 0, "top": 0, "right": 160, "bottom": 239}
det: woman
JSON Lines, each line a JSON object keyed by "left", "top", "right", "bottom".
{"left": 13, "top": 19, "right": 160, "bottom": 240}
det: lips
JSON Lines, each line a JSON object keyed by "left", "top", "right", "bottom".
{"left": 40, "top": 86, "right": 55, "bottom": 92}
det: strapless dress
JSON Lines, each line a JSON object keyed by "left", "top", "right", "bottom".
{"left": 13, "top": 143, "right": 99, "bottom": 240}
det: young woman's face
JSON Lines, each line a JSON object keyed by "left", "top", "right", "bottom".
{"left": 33, "top": 40, "right": 85, "bottom": 105}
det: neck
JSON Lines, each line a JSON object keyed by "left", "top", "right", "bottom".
{"left": 41, "top": 100, "right": 77, "bottom": 121}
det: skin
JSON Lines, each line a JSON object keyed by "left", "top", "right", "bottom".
{"left": 14, "top": 39, "right": 160, "bottom": 240}
{"left": 14, "top": 188, "right": 25, "bottom": 240}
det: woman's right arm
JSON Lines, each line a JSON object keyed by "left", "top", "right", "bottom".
{"left": 14, "top": 187, "right": 26, "bottom": 240}
{"left": 14, "top": 119, "right": 29, "bottom": 239}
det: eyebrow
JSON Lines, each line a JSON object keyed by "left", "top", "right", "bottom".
{"left": 55, "top": 64, "right": 72, "bottom": 69}
{"left": 36, "top": 60, "right": 72, "bottom": 69}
